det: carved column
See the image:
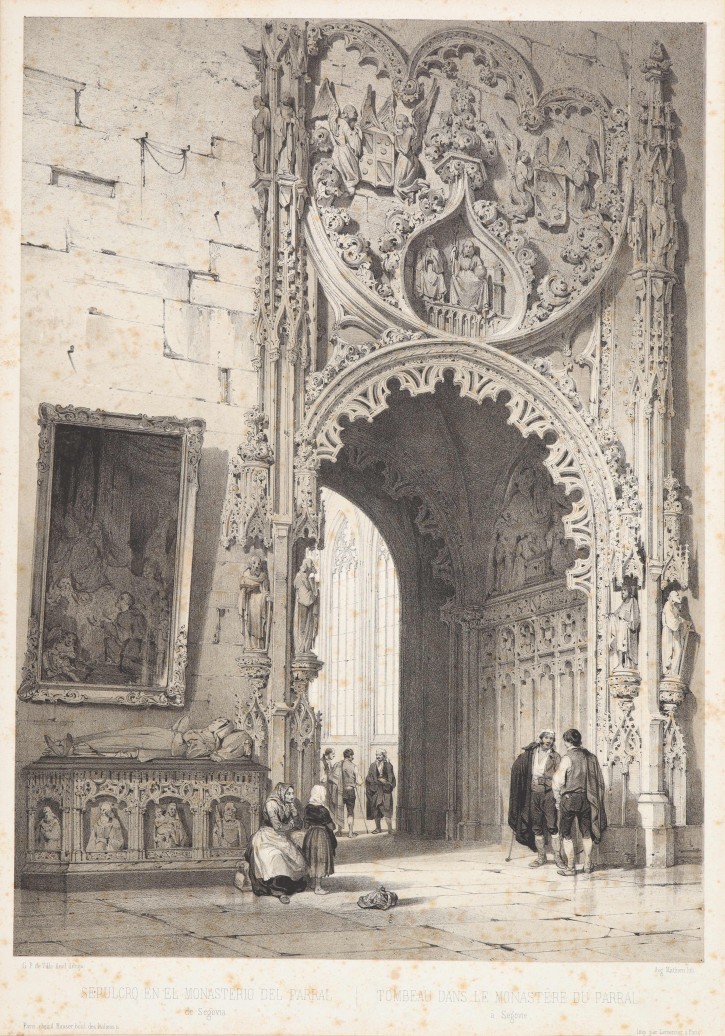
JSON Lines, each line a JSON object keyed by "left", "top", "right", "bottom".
{"left": 628, "top": 42, "right": 688, "bottom": 866}
{"left": 441, "top": 603, "right": 485, "bottom": 840}
{"left": 249, "top": 22, "right": 322, "bottom": 794}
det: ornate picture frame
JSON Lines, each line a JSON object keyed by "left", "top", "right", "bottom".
{"left": 18, "top": 404, "right": 204, "bottom": 708}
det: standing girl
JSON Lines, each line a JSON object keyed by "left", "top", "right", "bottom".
{"left": 302, "top": 784, "right": 337, "bottom": 895}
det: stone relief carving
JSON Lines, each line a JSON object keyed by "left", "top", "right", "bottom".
{"left": 661, "top": 590, "right": 691, "bottom": 680}
{"left": 237, "top": 554, "right": 272, "bottom": 653}
{"left": 220, "top": 407, "right": 274, "bottom": 551}
{"left": 293, "top": 557, "right": 320, "bottom": 656}
{"left": 86, "top": 801, "right": 125, "bottom": 853}
{"left": 302, "top": 23, "right": 629, "bottom": 346}
{"left": 36, "top": 804, "right": 62, "bottom": 851}
{"left": 488, "top": 455, "right": 576, "bottom": 597}
{"left": 212, "top": 801, "right": 247, "bottom": 849}
{"left": 154, "top": 801, "right": 189, "bottom": 850}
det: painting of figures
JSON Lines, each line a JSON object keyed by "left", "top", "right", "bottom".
{"left": 18, "top": 405, "right": 204, "bottom": 707}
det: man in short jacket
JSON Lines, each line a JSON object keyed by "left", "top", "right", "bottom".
{"left": 552, "top": 727, "right": 608, "bottom": 875}
{"left": 508, "top": 729, "right": 563, "bottom": 868}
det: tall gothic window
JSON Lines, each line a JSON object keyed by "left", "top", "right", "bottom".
{"left": 312, "top": 490, "right": 400, "bottom": 771}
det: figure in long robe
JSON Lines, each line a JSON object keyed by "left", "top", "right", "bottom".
{"left": 414, "top": 236, "right": 446, "bottom": 302}
{"left": 238, "top": 556, "right": 271, "bottom": 651}
{"left": 449, "top": 240, "right": 488, "bottom": 312}
{"left": 293, "top": 558, "right": 319, "bottom": 655}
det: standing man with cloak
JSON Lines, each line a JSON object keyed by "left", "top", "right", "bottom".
{"left": 508, "top": 730, "right": 563, "bottom": 867}
{"left": 365, "top": 749, "right": 397, "bottom": 834}
{"left": 552, "top": 727, "right": 608, "bottom": 875}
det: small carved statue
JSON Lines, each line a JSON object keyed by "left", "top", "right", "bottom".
{"left": 238, "top": 555, "right": 271, "bottom": 652}
{"left": 311, "top": 81, "right": 364, "bottom": 195}
{"left": 212, "top": 801, "right": 247, "bottom": 849}
{"left": 86, "top": 801, "right": 125, "bottom": 853}
{"left": 293, "top": 557, "right": 320, "bottom": 656}
{"left": 37, "top": 805, "right": 61, "bottom": 851}
{"left": 154, "top": 801, "right": 188, "bottom": 849}
{"left": 662, "top": 590, "right": 690, "bottom": 677}
{"left": 275, "top": 94, "right": 299, "bottom": 176}
{"left": 449, "top": 240, "right": 489, "bottom": 312}
{"left": 252, "top": 95, "right": 271, "bottom": 173}
{"left": 609, "top": 583, "right": 641, "bottom": 670}
{"left": 414, "top": 235, "right": 447, "bottom": 302}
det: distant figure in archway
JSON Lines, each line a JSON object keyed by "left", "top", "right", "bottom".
{"left": 366, "top": 749, "right": 397, "bottom": 834}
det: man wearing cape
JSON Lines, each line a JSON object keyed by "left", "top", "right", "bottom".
{"left": 507, "top": 730, "right": 562, "bottom": 867}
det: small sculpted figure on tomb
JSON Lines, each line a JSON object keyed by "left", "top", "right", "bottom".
{"left": 86, "top": 802, "right": 125, "bottom": 853}
{"left": 212, "top": 801, "right": 247, "bottom": 849}
{"left": 154, "top": 801, "right": 188, "bottom": 849}
{"left": 37, "top": 805, "right": 61, "bottom": 851}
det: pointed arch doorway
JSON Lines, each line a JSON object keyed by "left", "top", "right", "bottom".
{"left": 304, "top": 340, "right": 616, "bottom": 843}
{"left": 311, "top": 489, "right": 400, "bottom": 832}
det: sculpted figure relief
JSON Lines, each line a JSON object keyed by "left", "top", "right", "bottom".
{"left": 449, "top": 239, "right": 489, "bottom": 312}
{"left": 414, "top": 235, "right": 447, "bottom": 302}
{"left": 275, "top": 94, "right": 299, "bottom": 176}
{"left": 490, "top": 461, "right": 575, "bottom": 595}
{"left": 37, "top": 805, "right": 61, "bottom": 851}
{"left": 609, "top": 583, "right": 641, "bottom": 670}
{"left": 238, "top": 555, "right": 271, "bottom": 652}
{"left": 252, "top": 95, "right": 271, "bottom": 174}
{"left": 661, "top": 590, "right": 690, "bottom": 678}
{"left": 87, "top": 802, "right": 125, "bottom": 853}
{"left": 154, "top": 801, "right": 188, "bottom": 849}
{"left": 44, "top": 716, "right": 250, "bottom": 763}
{"left": 212, "top": 801, "right": 247, "bottom": 849}
{"left": 293, "top": 557, "right": 320, "bottom": 656}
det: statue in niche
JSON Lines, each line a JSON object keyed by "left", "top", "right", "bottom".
{"left": 662, "top": 590, "right": 691, "bottom": 678}
{"left": 414, "top": 235, "right": 447, "bottom": 302}
{"left": 238, "top": 554, "right": 271, "bottom": 652}
{"left": 212, "top": 801, "right": 247, "bottom": 849}
{"left": 37, "top": 805, "right": 61, "bottom": 851}
{"left": 629, "top": 196, "right": 648, "bottom": 264}
{"left": 293, "top": 557, "right": 320, "bottom": 655}
{"left": 275, "top": 94, "right": 299, "bottom": 176}
{"left": 311, "top": 80, "right": 364, "bottom": 195}
{"left": 609, "top": 582, "right": 641, "bottom": 670}
{"left": 154, "top": 801, "right": 188, "bottom": 849}
{"left": 252, "top": 95, "right": 271, "bottom": 174}
{"left": 449, "top": 240, "right": 489, "bottom": 312}
{"left": 86, "top": 802, "right": 125, "bottom": 853}
{"left": 492, "top": 523, "right": 517, "bottom": 593}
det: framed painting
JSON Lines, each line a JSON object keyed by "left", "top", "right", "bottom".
{"left": 18, "top": 405, "right": 205, "bottom": 707}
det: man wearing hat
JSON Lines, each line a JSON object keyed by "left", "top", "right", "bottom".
{"left": 508, "top": 729, "right": 563, "bottom": 867}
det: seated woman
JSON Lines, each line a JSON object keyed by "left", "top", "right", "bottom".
{"left": 244, "top": 783, "right": 308, "bottom": 904}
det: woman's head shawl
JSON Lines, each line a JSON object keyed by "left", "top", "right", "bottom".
{"left": 308, "top": 784, "right": 327, "bottom": 807}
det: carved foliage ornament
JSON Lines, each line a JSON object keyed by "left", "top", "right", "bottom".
{"left": 220, "top": 407, "right": 274, "bottom": 550}
{"left": 303, "top": 22, "right": 629, "bottom": 346}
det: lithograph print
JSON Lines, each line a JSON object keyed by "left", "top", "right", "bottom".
{"left": 1, "top": 6, "right": 721, "bottom": 1036}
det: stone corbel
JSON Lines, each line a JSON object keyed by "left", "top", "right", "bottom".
{"left": 235, "top": 654, "right": 275, "bottom": 756}
{"left": 220, "top": 407, "right": 274, "bottom": 550}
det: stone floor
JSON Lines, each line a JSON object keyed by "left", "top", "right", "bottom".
{"left": 14, "top": 834, "right": 703, "bottom": 962}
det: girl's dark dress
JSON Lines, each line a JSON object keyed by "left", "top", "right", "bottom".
{"left": 302, "top": 803, "right": 337, "bottom": 878}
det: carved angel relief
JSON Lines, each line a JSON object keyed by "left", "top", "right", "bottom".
{"left": 304, "top": 26, "right": 628, "bottom": 348}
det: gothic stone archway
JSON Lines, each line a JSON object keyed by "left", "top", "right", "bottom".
{"left": 302, "top": 339, "right": 618, "bottom": 842}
